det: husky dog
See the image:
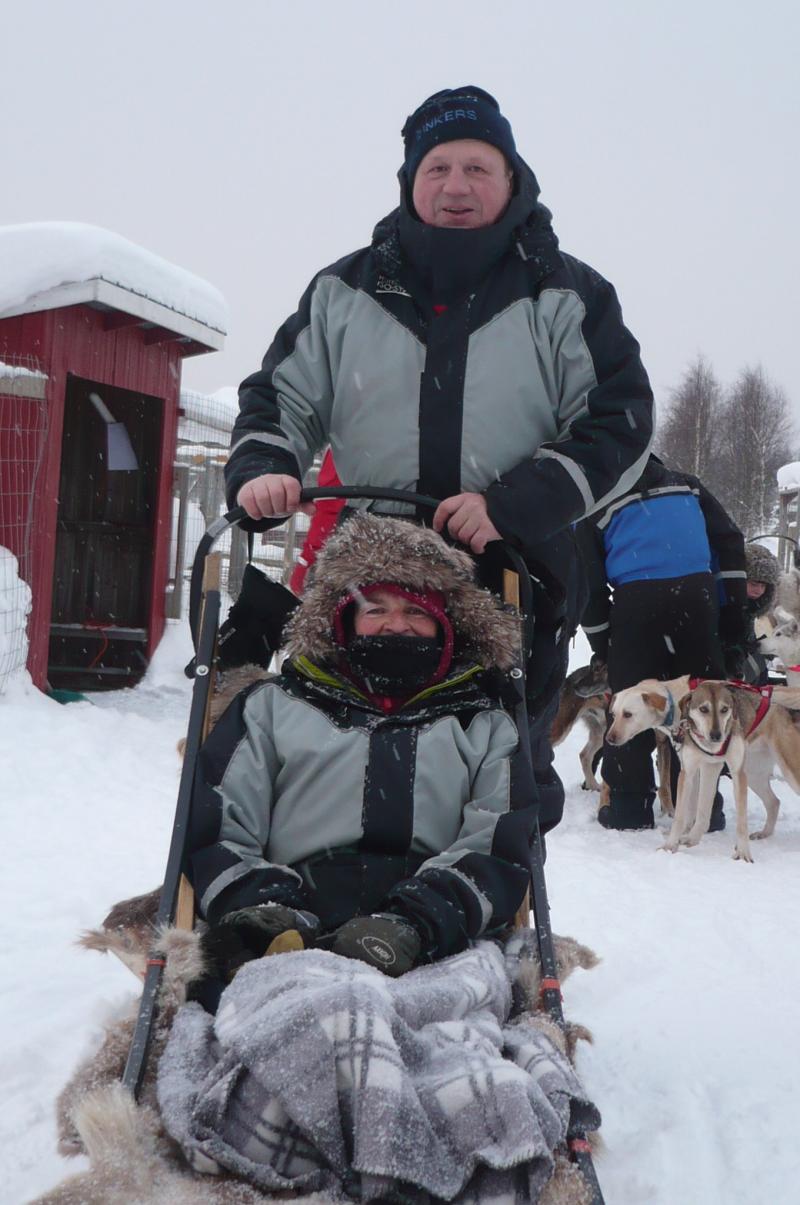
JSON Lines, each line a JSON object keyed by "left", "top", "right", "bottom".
{"left": 550, "top": 662, "right": 609, "bottom": 791}
{"left": 775, "top": 566, "right": 800, "bottom": 623}
{"left": 666, "top": 681, "right": 752, "bottom": 861}
{"left": 607, "top": 676, "right": 800, "bottom": 857}
{"left": 552, "top": 662, "right": 674, "bottom": 815}
{"left": 758, "top": 607, "right": 800, "bottom": 685}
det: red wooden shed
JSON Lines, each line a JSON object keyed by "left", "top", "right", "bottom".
{"left": 0, "top": 223, "right": 226, "bottom": 692}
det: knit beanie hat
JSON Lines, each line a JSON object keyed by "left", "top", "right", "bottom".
{"left": 401, "top": 85, "right": 517, "bottom": 183}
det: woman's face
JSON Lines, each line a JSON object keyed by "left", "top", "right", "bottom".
{"left": 353, "top": 590, "right": 438, "bottom": 638}
{"left": 747, "top": 580, "right": 767, "bottom": 600}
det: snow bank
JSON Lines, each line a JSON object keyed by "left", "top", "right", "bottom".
{"left": 0, "top": 222, "right": 228, "bottom": 334}
{"left": 0, "top": 545, "right": 32, "bottom": 693}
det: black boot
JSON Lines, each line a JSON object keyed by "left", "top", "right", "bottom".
{"left": 598, "top": 791, "right": 655, "bottom": 831}
{"left": 708, "top": 792, "right": 726, "bottom": 832}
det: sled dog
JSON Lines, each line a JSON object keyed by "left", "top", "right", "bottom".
{"left": 552, "top": 662, "right": 674, "bottom": 815}
{"left": 550, "top": 662, "right": 609, "bottom": 792}
{"left": 758, "top": 607, "right": 800, "bottom": 685}
{"left": 607, "top": 676, "right": 800, "bottom": 858}
{"left": 775, "top": 567, "right": 800, "bottom": 623}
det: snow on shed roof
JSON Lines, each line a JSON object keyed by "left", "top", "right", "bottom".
{"left": 0, "top": 359, "right": 48, "bottom": 399}
{"left": 777, "top": 462, "right": 800, "bottom": 493}
{"left": 0, "top": 223, "right": 228, "bottom": 346}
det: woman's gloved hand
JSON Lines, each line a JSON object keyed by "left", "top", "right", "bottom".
{"left": 329, "top": 913, "right": 422, "bottom": 977}
{"left": 206, "top": 903, "right": 320, "bottom": 981}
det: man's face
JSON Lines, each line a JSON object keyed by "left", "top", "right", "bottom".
{"left": 411, "top": 139, "right": 513, "bottom": 229}
{"left": 747, "top": 580, "right": 767, "bottom": 600}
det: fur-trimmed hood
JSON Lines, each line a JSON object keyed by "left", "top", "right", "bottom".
{"left": 745, "top": 542, "right": 779, "bottom": 617}
{"left": 284, "top": 513, "right": 520, "bottom": 671}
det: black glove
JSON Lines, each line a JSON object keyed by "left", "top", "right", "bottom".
{"left": 205, "top": 903, "right": 320, "bottom": 981}
{"left": 723, "top": 645, "right": 746, "bottom": 681}
{"left": 329, "top": 913, "right": 422, "bottom": 977}
{"left": 185, "top": 565, "right": 299, "bottom": 677}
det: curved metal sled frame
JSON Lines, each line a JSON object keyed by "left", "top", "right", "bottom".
{"left": 124, "top": 487, "right": 604, "bottom": 1203}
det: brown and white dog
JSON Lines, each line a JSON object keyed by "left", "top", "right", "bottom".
{"left": 552, "top": 663, "right": 674, "bottom": 816}
{"left": 607, "top": 676, "right": 800, "bottom": 859}
{"left": 550, "top": 662, "right": 610, "bottom": 792}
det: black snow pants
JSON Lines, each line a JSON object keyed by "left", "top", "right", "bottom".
{"left": 602, "top": 572, "right": 725, "bottom": 827}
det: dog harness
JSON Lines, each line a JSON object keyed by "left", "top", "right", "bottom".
{"left": 685, "top": 678, "right": 774, "bottom": 756}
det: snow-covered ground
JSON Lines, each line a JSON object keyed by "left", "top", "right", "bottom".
{"left": 3, "top": 625, "right": 800, "bottom": 1204}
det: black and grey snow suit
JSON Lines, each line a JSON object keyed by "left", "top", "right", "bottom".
{"left": 186, "top": 515, "right": 535, "bottom": 963}
{"left": 576, "top": 455, "right": 748, "bottom": 828}
{"left": 224, "top": 158, "right": 653, "bottom": 832}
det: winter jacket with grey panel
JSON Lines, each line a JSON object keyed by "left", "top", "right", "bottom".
{"left": 186, "top": 514, "right": 535, "bottom": 962}
{"left": 225, "top": 160, "right": 654, "bottom": 610}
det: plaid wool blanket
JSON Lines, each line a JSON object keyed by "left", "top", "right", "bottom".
{"left": 156, "top": 940, "right": 599, "bottom": 1203}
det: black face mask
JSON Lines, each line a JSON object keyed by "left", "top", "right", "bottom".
{"left": 346, "top": 635, "right": 443, "bottom": 695}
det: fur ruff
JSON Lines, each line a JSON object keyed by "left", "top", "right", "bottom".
{"left": 39, "top": 924, "right": 600, "bottom": 1204}
{"left": 284, "top": 512, "right": 520, "bottom": 671}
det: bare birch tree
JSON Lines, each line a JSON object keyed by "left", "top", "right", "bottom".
{"left": 656, "top": 355, "right": 723, "bottom": 489}
{"left": 715, "top": 366, "right": 794, "bottom": 536}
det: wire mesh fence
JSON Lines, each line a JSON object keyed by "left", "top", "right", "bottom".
{"left": 0, "top": 354, "right": 49, "bottom": 693}
{"left": 168, "top": 389, "right": 315, "bottom": 620}
{"left": 776, "top": 488, "right": 799, "bottom": 571}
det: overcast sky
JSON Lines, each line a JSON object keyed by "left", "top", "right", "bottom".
{"left": 4, "top": 0, "right": 799, "bottom": 430}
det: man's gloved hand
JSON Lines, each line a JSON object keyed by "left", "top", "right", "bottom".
{"left": 329, "top": 913, "right": 422, "bottom": 977}
{"left": 205, "top": 903, "right": 320, "bottom": 981}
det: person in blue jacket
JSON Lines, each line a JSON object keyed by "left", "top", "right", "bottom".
{"left": 576, "top": 454, "right": 748, "bottom": 831}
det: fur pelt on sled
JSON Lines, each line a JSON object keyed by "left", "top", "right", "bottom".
{"left": 33, "top": 918, "right": 600, "bottom": 1205}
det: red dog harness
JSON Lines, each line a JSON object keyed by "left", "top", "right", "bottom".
{"left": 686, "top": 678, "right": 774, "bottom": 755}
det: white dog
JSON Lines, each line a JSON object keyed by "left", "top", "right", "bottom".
{"left": 775, "top": 567, "right": 800, "bottom": 623}
{"left": 758, "top": 606, "right": 800, "bottom": 685}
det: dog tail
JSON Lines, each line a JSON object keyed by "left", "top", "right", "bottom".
{"left": 771, "top": 686, "right": 800, "bottom": 710}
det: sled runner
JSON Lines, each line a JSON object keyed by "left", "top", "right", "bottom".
{"left": 47, "top": 491, "right": 605, "bottom": 1205}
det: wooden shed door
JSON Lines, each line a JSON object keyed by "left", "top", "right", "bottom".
{"left": 48, "top": 375, "right": 162, "bottom": 689}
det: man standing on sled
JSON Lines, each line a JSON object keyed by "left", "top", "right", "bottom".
{"left": 224, "top": 85, "right": 654, "bottom": 838}
{"left": 186, "top": 514, "right": 535, "bottom": 1004}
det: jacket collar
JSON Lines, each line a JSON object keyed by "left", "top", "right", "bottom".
{"left": 287, "top": 655, "right": 492, "bottom": 716}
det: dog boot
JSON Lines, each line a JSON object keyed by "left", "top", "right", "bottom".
{"left": 708, "top": 793, "right": 726, "bottom": 832}
{"left": 599, "top": 791, "right": 655, "bottom": 831}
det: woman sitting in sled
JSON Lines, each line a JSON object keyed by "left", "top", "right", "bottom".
{"left": 40, "top": 513, "right": 600, "bottom": 1205}
{"left": 186, "top": 510, "right": 536, "bottom": 1008}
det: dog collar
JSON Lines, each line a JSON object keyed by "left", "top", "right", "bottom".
{"left": 662, "top": 689, "right": 676, "bottom": 730}
{"left": 687, "top": 727, "right": 732, "bottom": 758}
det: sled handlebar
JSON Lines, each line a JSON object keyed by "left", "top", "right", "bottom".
{"left": 189, "top": 488, "right": 533, "bottom": 656}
